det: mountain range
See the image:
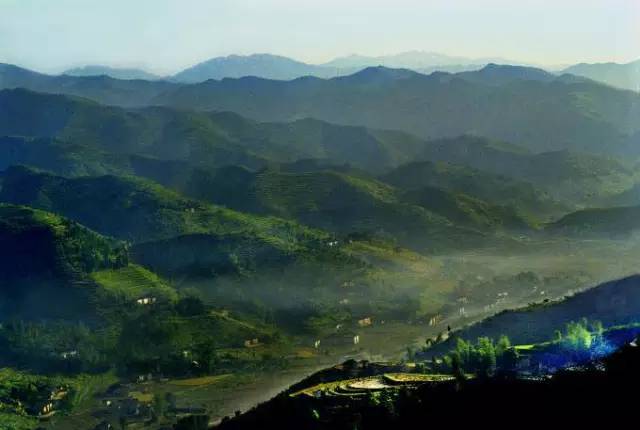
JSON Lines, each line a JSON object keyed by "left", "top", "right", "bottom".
{"left": 34, "top": 53, "right": 639, "bottom": 93}
{"left": 563, "top": 59, "right": 640, "bottom": 92}
{"left": 63, "top": 65, "right": 162, "bottom": 81}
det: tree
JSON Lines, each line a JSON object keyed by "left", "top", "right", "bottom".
{"left": 176, "top": 296, "right": 206, "bottom": 316}
{"left": 476, "top": 337, "right": 496, "bottom": 378}
{"left": 153, "top": 393, "right": 166, "bottom": 417}
{"left": 496, "top": 335, "right": 511, "bottom": 357}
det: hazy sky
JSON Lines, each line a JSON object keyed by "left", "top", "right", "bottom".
{"left": 1, "top": 0, "right": 638, "bottom": 74}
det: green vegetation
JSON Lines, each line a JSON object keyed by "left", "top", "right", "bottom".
{"left": 382, "top": 160, "right": 564, "bottom": 219}
{"left": 0, "top": 203, "right": 128, "bottom": 279}
{"left": 1, "top": 65, "right": 640, "bottom": 428}
{"left": 445, "top": 335, "right": 517, "bottom": 377}
{"left": 549, "top": 205, "right": 640, "bottom": 237}
{"left": 91, "top": 264, "right": 178, "bottom": 302}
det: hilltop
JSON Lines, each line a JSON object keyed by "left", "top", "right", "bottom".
{"left": 563, "top": 59, "right": 640, "bottom": 92}
{"left": 424, "top": 274, "right": 640, "bottom": 353}
{"left": 0, "top": 203, "right": 127, "bottom": 319}
{"left": 381, "top": 159, "right": 564, "bottom": 219}
{"left": 419, "top": 136, "right": 639, "bottom": 205}
{"left": 63, "top": 65, "right": 162, "bottom": 81}
{"left": 548, "top": 205, "right": 640, "bottom": 238}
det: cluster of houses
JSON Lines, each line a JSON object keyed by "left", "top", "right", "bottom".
{"left": 136, "top": 296, "right": 157, "bottom": 305}
{"left": 93, "top": 382, "right": 208, "bottom": 429}
{"left": 34, "top": 386, "right": 68, "bottom": 419}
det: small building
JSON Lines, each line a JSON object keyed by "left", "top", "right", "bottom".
{"left": 136, "top": 296, "right": 156, "bottom": 305}
{"left": 60, "top": 350, "right": 78, "bottom": 359}
{"left": 244, "top": 338, "right": 260, "bottom": 348}
{"left": 428, "top": 314, "right": 442, "bottom": 326}
{"left": 93, "top": 421, "right": 113, "bottom": 430}
{"left": 358, "top": 317, "right": 372, "bottom": 327}
{"left": 38, "top": 400, "right": 55, "bottom": 417}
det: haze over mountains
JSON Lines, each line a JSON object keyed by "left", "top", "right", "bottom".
{"left": 2, "top": 61, "right": 638, "bottom": 158}
{"left": 563, "top": 59, "right": 640, "bottom": 92}
{"left": 11, "top": 52, "right": 638, "bottom": 91}
{"left": 2, "top": 48, "right": 640, "bottom": 428}
{"left": 63, "top": 65, "right": 162, "bottom": 81}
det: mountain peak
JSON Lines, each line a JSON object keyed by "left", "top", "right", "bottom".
{"left": 337, "top": 65, "right": 419, "bottom": 83}
{"left": 62, "top": 65, "right": 161, "bottom": 81}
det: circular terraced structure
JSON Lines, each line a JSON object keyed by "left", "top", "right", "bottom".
{"left": 291, "top": 373, "right": 455, "bottom": 399}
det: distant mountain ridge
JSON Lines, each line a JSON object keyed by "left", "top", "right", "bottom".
{"left": 153, "top": 64, "right": 640, "bottom": 157}
{"left": 563, "top": 59, "right": 640, "bottom": 92}
{"left": 170, "top": 52, "right": 522, "bottom": 83}
{"left": 63, "top": 65, "right": 161, "bottom": 80}
{"left": 172, "top": 53, "right": 338, "bottom": 82}
{"left": 321, "top": 51, "right": 518, "bottom": 69}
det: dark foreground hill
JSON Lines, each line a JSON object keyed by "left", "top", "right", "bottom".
{"left": 216, "top": 342, "right": 640, "bottom": 429}
{"left": 426, "top": 275, "right": 640, "bottom": 352}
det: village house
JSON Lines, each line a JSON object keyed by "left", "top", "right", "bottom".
{"left": 428, "top": 314, "right": 442, "bottom": 326}
{"left": 244, "top": 338, "right": 260, "bottom": 348}
{"left": 33, "top": 385, "right": 69, "bottom": 418}
{"left": 92, "top": 420, "right": 113, "bottom": 430}
{"left": 60, "top": 350, "right": 78, "bottom": 359}
{"left": 358, "top": 317, "right": 372, "bottom": 327}
{"left": 136, "top": 296, "right": 156, "bottom": 305}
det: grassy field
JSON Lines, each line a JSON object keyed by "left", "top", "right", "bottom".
{"left": 91, "top": 264, "right": 178, "bottom": 301}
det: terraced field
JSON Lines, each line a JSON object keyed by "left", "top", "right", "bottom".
{"left": 91, "top": 264, "right": 178, "bottom": 301}
{"left": 291, "top": 373, "right": 455, "bottom": 399}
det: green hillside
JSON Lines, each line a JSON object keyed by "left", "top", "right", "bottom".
{"left": 420, "top": 136, "right": 639, "bottom": 205}
{"left": 425, "top": 275, "right": 640, "bottom": 352}
{"left": 0, "top": 166, "right": 326, "bottom": 248}
{"left": 0, "top": 203, "right": 127, "bottom": 280}
{"left": 152, "top": 67, "right": 640, "bottom": 157}
{"left": 548, "top": 205, "right": 640, "bottom": 237}
{"left": 401, "top": 186, "right": 531, "bottom": 231}
{"left": 175, "top": 166, "right": 521, "bottom": 251}
{"left": 91, "top": 264, "right": 178, "bottom": 302}
{"left": 381, "top": 160, "right": 564, "bottom": 218}
{"left": 0, "top": 203, "right": 128, "bottom": 319}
